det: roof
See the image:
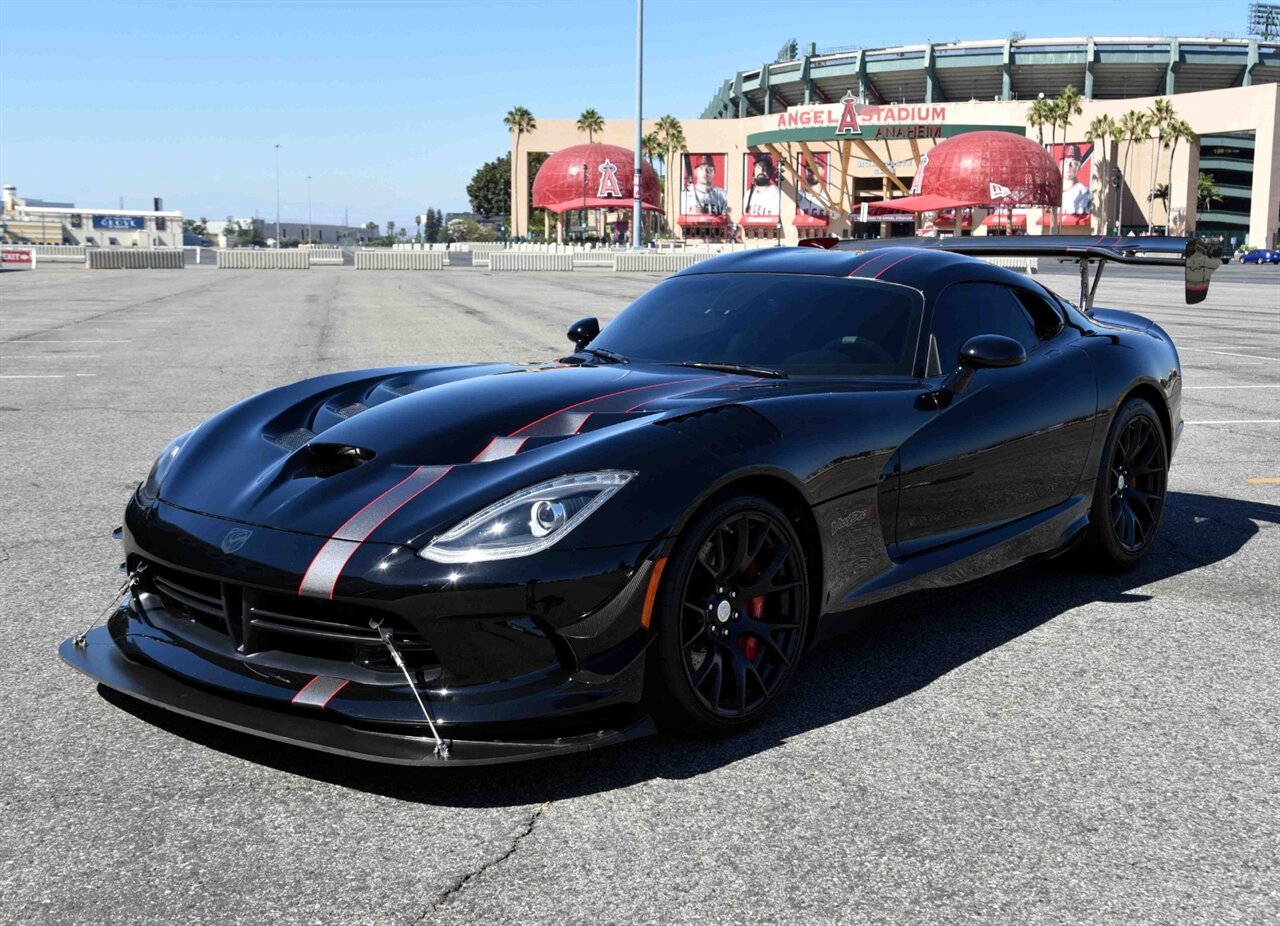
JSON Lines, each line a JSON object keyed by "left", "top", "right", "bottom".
{"left": 674, "top": 245, "right": 1033, "bottom": 294}
{"left": 703, "top": 36, "right": 1280, "bottom": 118}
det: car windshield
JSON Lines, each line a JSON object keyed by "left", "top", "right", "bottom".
{"left": 589, "top": 272, "right": 923, "bottom": 377}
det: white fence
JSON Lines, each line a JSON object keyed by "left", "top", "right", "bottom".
{"left": 305, "top": 247, "right": 345, "bottom": 265}
{"left": 355, "top": 250, "right": 444, "bottom": 270}
{"left": 217, "top": 249, "right": 310, "bottom": 269}
{"left": 489, "top": 252, "right": 575, "bottom": 271}
{"left": 30, "top": 245, "right": 86, "bottom": 262}
{"left": 87, "top": 248, "right": 184, "bottom": 269}
{"left": 613, "top": 252, "right": 718, "bottom": 273}
{"left": 978, "top": 256, "right": 1040, "bottom": 274}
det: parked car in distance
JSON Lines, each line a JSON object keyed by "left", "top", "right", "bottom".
{"left": 1240, "top": 248, "right": 1280, "bottom": 265}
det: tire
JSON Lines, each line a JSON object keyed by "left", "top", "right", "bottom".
{"left": 646, "top": 494, "right": 810, "bottom": 734}
{"left": 1083, "top": 397, "right": 1169, "bottom": 570}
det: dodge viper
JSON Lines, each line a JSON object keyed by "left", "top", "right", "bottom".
{"left": 61, "top": 236, "right": 1220, "bottom": 765}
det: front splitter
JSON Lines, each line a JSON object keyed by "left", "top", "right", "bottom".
{"left": 59, "top": 628, "right": 656, "bottom": 767}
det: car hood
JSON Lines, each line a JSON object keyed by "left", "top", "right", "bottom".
{"left": 159, "top": 362, "right": 776, "bottom": 545}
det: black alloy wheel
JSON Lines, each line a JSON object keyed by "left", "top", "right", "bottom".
{"left": 647, "top": 495, "right": 810, "bottom": 733}
{"left": 1086, "top": 398, "right": 1169, "bottom": 569}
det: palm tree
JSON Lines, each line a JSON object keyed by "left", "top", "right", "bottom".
{"left": 1117, "top": 110, "right": 1147, "bottom": 232}
{"left": 1025, "top": 98, "right": 1053, "bottom": 146}
{"left": 1146, "top": 98, "right": 1175, "bottom": 233}
{"left": 655, "top": 114, "right": 687, "bottom": 235}
{"left": 1148, "top": 182, "right": 1170, "bottom": 228}
{"left": 504, "top": 106, "right": 536, "bottom": 238}
{"left": 1086, "top": 114, "right": 1117, "bottom": 233}
{"left": 1052, "top": 85, "right": 1083, "bottom": 233}
{"left": 1197, "top": 172, "right": 1221, "bottom": 212}
{"left": 576, "top": 108, "right": 604, "bottom": 145}
{"left": 1163, "top": 117, "right": 1195, "bottom": 234}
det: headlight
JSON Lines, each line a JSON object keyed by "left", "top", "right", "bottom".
{"left": 136, "top": 430, "right": 193, "bottom": 505}
{"left": 419, "top": 471, "right": 635, "bottom": 563}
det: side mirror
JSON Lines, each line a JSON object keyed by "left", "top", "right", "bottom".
{"left": 942, "top": 334, "right": 1026, "bottom": 395}
{"left": 567, "top": 316, "right": 600, "bottom": 351}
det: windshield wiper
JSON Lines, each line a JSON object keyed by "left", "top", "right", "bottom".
{"left": 582, "top": 347, "right": 629, "bottom": 364}
{"left": 675, "top": 361, "right": 787, "bottom": 379}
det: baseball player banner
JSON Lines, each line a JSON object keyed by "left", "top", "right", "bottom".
{"left": 1049, "top": 141, "right": 1093, "bottom": 215}
{"left": 795, "top": 151, "right": 830, "bottom": 223}
{"left": 741, "top": 152, "right": 781, "bottom": 224}
{"left": 680, "top": 153, "right": 730, "bottom": 220}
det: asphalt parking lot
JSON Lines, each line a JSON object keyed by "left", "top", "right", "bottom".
{"left": 1, "top": 261, "right": 1277, "bottom": 925}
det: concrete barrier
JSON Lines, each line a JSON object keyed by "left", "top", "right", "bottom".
{"left": 216, "top": 249, "right": 310, "bottom": 269}
{"left": 30, "top": 245, "right": 86, "bottom": 262}
{"left": 355, "top": 250, "right": 444, "bottom": 270}
{"left": 489, "top": 252, "right": 574, "bottom": 271}
{"left": 613, "top": 251, "right": 718, "bottom": 273}
{"left": 305, "top": 248, "right": 345, "bottom": 265}
{"left": 87, "top": 248, "right": 185, "bottom": 269}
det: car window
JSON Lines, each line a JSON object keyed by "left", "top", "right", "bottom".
{"left": 927, "top": 282, "right": 1039, "bottom": 375}
{"left": 1011, "top": 289, "right": 1064, "bottom": 340}
{"left": 591, "top": 273, "right": 923, "bottom": 377}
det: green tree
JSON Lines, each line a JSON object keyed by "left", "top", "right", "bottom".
{"left": 1025, "top": 97, "right": 1052, "bottom": 146}
{"left": 576, "top": 108, "right": 604, "bottom": 145}
{"left": 1146, "top": 97, "right": 1176, "bottom": 233}
{"left": 468, "top": 152, "right": 552, "bottom": 234}
{"left": 385, "top": 219, "right": 396, "bottom": 238}
{"left": 1164, "top": 117, "right": 1195, "bottom": 233}
{"left": 364, "top": 221, "right": 378, "bottom": 232}
{"left": 504, "top": 106, "right": 536, "bottom": 237}
{"left": 1118, "top": 110, "right": 1148, "bottom": 230}
{"left": 1086, "top": 114, "right": 1118, "bottom": 233}
{"left": 1148, "top": 182, "right": 1170, "bottom": 222}
{"left": 655, "top": 115, "right": 687, "bottom": 234}
{"left": 1197, "top": 172, "right": 1221, "bottom": 211}
{"left": 1051, "top": 85, "right": 1083, "bottom": 232}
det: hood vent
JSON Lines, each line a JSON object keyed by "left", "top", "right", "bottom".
{"left": 300, "top": 443, "right": 376, "bottom": 478}
{"left": 654, "top": 404, "right": 780, "bottom": 457}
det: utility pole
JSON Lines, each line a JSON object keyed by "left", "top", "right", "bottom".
{"left": 274, "top": 143, "right": 281, "bottom": 247}
{"left": 307, "top": 175, "right": 312, "bottom": 243}
{"left": 631, "top": 0, "right": 645, "bottom": 249}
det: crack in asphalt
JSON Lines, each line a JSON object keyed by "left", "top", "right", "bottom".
{"left": 414, "top": 801, "right": 550, "bottom": 922}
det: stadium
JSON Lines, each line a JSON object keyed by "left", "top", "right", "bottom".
{"left": 514, "top": 35, "right": 1279, "bottom": 248}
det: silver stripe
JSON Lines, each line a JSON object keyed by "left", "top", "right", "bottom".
{"left": 298, "top": 538, "right": 360, "bottom": 598}
{"left": 293, "top": 675, "right": 348, "bottom": 708}
{"left": 473, "top": 436, "right": 527, "bottom": 462}
{"left": 334, "top": 465, "right": 450, "bottom": 542}
{"left": 522, "top": 411, "right": 591, "bottom": 438}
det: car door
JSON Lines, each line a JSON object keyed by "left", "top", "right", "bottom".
{"left": 894, "top": 281, "right": 1097, "bottom": 556}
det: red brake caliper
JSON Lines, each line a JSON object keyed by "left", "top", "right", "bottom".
{"left": 739, "top": 562, "right": 765, "bottom": 660}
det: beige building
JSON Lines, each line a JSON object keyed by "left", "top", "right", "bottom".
{"left": 1, "top": 184, "right": 183, "bottom": 247}
{"left": 514, "top": 82, "right": 1279, "bottom": 248}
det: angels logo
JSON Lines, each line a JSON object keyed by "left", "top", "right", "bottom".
{"left": 989, "top": 181, "right": 1012, "bottom": 200}
{"left": 835, "top": 91, "right": 861, "bottom": 136}
{"left": 597, "top": 159, "right": 623, "bottom": 198}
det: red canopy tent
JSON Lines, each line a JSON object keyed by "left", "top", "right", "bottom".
{"left": 531, "top": 144, "right": 662, "bottom": 214}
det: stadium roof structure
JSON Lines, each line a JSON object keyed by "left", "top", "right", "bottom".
{"left": 703, "top": 36, "right": 1280, "bottom": 118}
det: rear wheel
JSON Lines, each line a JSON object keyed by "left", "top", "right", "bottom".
{"left": 1083, "top": 397, "right": 1169, "bottom": 570}
{"left": 646, "top": 495, "right": 810, "bottom": 734}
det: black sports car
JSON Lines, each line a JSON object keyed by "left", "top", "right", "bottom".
{"left": 61, "top": 236, "right": 1220, "bottom": 765}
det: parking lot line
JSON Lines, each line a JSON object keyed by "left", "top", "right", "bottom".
{"left": 1184, "top": 419, "right": 1280, "bottom": 424}
{"left": 3, "top": 339, "right": 131, "bottom": 344}
{"left": 1245, "top": 477, "right": 1280, "bottom": 484}
{"left": 1180, "top": 385, "right": 1278, "bottom": 390}
{"left": 1177, "top": 347, "right": 1278, "bottom": 362}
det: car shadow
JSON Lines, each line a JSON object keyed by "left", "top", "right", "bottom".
{"left": 102, "top": 490, "right": 1279, "bottom": 807}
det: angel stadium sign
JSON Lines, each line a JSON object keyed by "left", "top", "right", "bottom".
{"left": 746, "top": 92, "right": 1024, "bottom": 147}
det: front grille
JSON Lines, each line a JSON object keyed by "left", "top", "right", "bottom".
{"left": 136, "top": 558, "right": 436, "bottom": 673}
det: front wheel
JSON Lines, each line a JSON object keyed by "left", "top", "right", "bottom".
{"left": 1083, "top": 397, "right": 1169, "bottom": 570}
{"left": 646, "top": 495, "right": 810, "bottom": 734}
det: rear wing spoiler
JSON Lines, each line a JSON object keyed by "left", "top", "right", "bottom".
{"left": 798, "top": 235, "right": 1223, "bottom": 309}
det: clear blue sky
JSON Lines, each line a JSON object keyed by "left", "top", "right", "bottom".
{"left": 0, "top": 0, "right": 1245, "bottom": 229}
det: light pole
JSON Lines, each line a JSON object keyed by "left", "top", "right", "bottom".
{"left": 274, "top": 143, "right": 281, "bottom": 247}
{"left": 631, "top": 0, "right": 644, "bottom": 249}
{"left": 307, "top": 175, "right": 312, "bottom": 243}
{"left": 582, "top": 162, "right": 588, "bottom": 242}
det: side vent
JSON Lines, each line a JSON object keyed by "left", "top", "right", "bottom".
{"left": 653, "top": 404, "right": 780, "bottom": 456}
{"left": 300, "top": 443, "right": 376, "bottom": 478}
{"left": 269, "top": 427, "right": 316, "bottom": 452}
